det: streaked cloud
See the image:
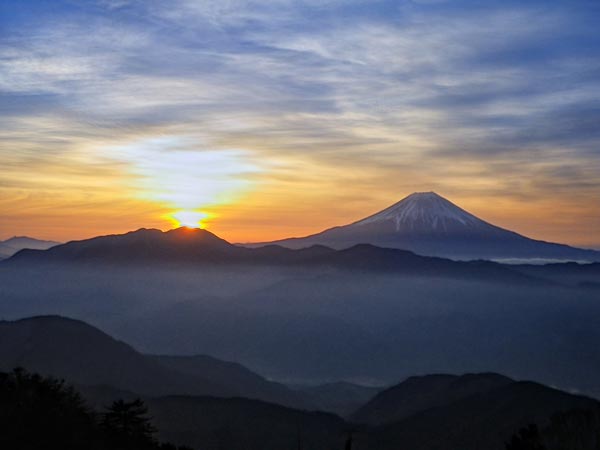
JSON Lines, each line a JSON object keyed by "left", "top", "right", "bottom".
{"left": 0, "top": 0, "right": 598, "bottom": 245}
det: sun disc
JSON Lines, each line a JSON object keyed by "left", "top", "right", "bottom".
{"left": 171, "top": 211, "right": 209, "bottom": 229}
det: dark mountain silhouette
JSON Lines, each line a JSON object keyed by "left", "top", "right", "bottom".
{"left": 146, "top": 395, "right": 349, "bottom": 450}
{"left": 2, "top": 321, "right": 599, "bottom": 450}
{"left": 253, "top": 192, "right": 600, "bottom": 262}
{"left": 44, "top": 370, "right": 600, "bottom": 450}
{"left": 293, "top": 381, "right": 383, "bottom": 417}
{"left": 0, "top": 236, "right": 59, "bottom": 259}
{"left": 0, "top": 315, "right": 226, "bottom": 397}
{"left": 368, "top": 380, "right": 600, "bottom": 450}
{"left": 352, "top": 373, "right": 514, "bottom": 425}
{"left": 0, "top": 368, "right": 192, "bottom": 450}
{"left": 64, "top": 381, "right": 352, "bottom": 450}
{"left": 9, "top": 228, "right": 235, "bottom": 263}
{"left": 150, "top": 355, "right": 306, "bottom": 408}
{"left": 5, "top": 226, "right": 548, "bottom": 285}
{"left": 0, "top": 316, "right": 308, "bottom": 409}
{"left": 0, "top": 366, "right": 344, "bottom": 450}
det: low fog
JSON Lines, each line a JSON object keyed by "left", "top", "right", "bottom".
{"left": 1, "top": 262, "right": 599, "bottom": 398}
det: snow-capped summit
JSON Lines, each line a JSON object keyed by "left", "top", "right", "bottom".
{"left": 354, "top": 192, "right": 485, "bottom": 232}
{"left": 253, "top": 192, "right": 600, "bottom": 262}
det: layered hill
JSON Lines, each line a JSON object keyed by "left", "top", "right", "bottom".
{"left": 2, "top": 315, "right": 600, "bottom": 450}
{"left": 365, "top": 376, "right": 600, "bottom": 450}
{"left": 147, "top": 395, "right": 348, "bottom": 450}
{"left": 254, "top": 192, "right": 600, "bottom": 262}
{"left": 0, "top": 315, "right": 308, "bottom": 408}
{"left": 0, "top": 236, "right": 59, "bottom": 259}
{"left": 352, "top": 373, "right": 513, "bottom": 425}
{"left": 150, "top": 354, "right": 303, "bottom": 407}
{"left": 5, "top": 227, "right": 545, "bottom": 285}
{"left": 348, "top": 372, "right": 600, "bottom": 450}
{"left": 293, "top": 381, "right": 383, "bottom": 417}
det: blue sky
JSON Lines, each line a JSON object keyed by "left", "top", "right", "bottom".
{"left": 0, "top": 0, "right": 599, "bottom": 245}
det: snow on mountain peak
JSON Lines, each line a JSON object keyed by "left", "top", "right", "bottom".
{"left": 353, "top": 192, "right": 485, "bottom": 232}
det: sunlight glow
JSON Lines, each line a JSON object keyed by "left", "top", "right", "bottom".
{"left": 169, "top": 210, "right": 211, "bottom": 228}
{"left": 111, "top": 137, "right": 262, "bottom": 229}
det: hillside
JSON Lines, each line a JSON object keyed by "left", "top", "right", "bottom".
{"left": 369, "top": 381, "right": 600, "bottom": 450}
{"left": 0, "top": 316, "right": 308, "bottom": 409}
{"left": 352, "top": 373, "right": 513, "bottom": 425}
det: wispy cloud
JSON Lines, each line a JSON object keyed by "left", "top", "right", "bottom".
{"left": 0, "top": 0, "right": 599, "bottom": 244}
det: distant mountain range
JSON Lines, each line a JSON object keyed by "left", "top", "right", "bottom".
{"left": 4, "top": 227, "right": 554, "bottom": 285}
{"left": 2, "top": 315, "right": 600, "bottom": 450}
{"left": 2, "top": 228, "right": 599, "bottom": 395}
{"left": 0, "top": 236, "right": 59, "bottom": 259}
{"left": 8, "top": 225, "right": 600, "bottom": 287}
{"left": 4, "top": 192, "right": 598, "bottom": 265}
{"left": 252, "top": 192, "right": 600, "bottom": 262}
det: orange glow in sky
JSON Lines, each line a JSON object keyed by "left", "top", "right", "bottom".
{"left": 169, "top": 211, "right": 211, "bottom": 229}
{"left": 1, "top": 2, "right": 599, "bottom": 248}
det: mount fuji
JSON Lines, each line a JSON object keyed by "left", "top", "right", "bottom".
{"left": 255, "top": 192, "right": 600, "bottom": 262}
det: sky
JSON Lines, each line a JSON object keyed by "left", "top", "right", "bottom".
{"left": 1, "top": 0, "right": 599, "bottom": 247}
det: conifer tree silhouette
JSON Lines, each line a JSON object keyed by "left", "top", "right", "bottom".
{"left": 102, "top": 398, "right": 158, "bottom": 448}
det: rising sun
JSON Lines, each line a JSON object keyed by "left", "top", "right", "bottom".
{"left": 170, "top": 210, "right": 210, "bottom": 229}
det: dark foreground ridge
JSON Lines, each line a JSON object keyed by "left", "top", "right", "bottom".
{"left": 2, "top": 315, "right": 600, "bottom": 450}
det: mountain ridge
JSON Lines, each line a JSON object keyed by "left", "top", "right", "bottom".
{"left": 351, "top": 372, "right": 514, "bottom": 425}
{"left": 0, "top": 236, "right": 59, "bottom": 259}
{"left": 3, "top": 226, "right": 549, "bottom": 285}
{"left": 250, "top": 192, "right": 600, "bottom": 262}
{"left": 0, "top": 315, "right": 309, "bottom": 409}
{"left": 368, "top": 379, "right": 600, "bottom": 450}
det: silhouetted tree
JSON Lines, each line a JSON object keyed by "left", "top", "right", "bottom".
{"left": 507, "top": 409, "right": 600, "bottom": 450}
{"left": 102, "top": 398, "right": 158, "bottom": 449}
{"left": 0, "top": 368, "right": 99, "bottom": 449}
{"left": 0, "top": 368, "right": 193, "bottom": 450}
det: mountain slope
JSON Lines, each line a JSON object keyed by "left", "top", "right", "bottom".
{"left": 351, "top": 373, "right": 514, "bottom": 425}
{"left": 293, "top": 381, "right": 383, "bottom": 417}
{"left": 9, "top": 227, "right": 235, "bottom": 263}
{"left": 0, "top": 236, "right": 59, "bottom": 259}
{"left": 370, "top": 380, "right": 600, "bottom": 450}
{"left": 254, "top": 192, "right": 600, "bottom": 262}
{"left": 0, "top": 315, "right": 308, "bottom": 408}
{"left": 71, "top": 372, "right": 600, "bottom": 450}
{"left": 151, "top": 354, "right": 307, "bottom": 409}
{"left": 147, "top": 395, "right": 348, "bottom": 450}
{"left": 5, "top": 226, "right": 546, "bottom": 285}
{"left": 0, "top": 315, "right": 227, "bottom": 397}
